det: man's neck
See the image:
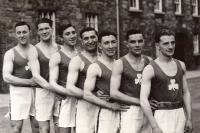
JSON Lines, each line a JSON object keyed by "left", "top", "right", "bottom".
{"left": 127, "top": 52, "right": 142, "bottom": 63}
{"left": 158, "top": 54, "right": 173, "bottom": 63}
{"left": 82, "top": 50, "right": 97, "bottom": 62}
{"left": 100, "top": 53, "right": 114, "bottom": 63}
{"left": 63, "top": 44, "right": 75, "bottom": 53}
{"left": 17, "top": 43, "right": 29, "bottom": 50}
{"left": 40, "top": 39, "right": 53, "bottom": 47}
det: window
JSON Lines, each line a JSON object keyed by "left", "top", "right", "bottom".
{"left": 193, "top": 34, "right": 200, "bottom": 55}
{"left": 86, "top": 13, "right": 98, "bottom": 31}
{"left": 192, "top": 0, "right": 198, "bottom": 16}
{"left": 39, "top": 10, "right": 56, "bottom": 42}
{"left": 174, "top": 0, "right": 182, "bottom": 14}
{"left": 130, "top": 0, "right": 140, "bottom": 10}
{"left": 154, "top": 0, "right": 163, "bottom": 13}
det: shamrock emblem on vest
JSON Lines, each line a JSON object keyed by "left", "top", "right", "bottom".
{"left": 135, "top": 74, "right": 142, "bottom": 85}
{"left": 25, "top": 63, "right": 30, "bottom": 71}
{"left": 168, "top": 79, "right": 179, "bottom": 91}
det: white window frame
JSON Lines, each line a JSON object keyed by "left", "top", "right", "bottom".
{"left": 192, "top": 0, "right": 198, "bottom": 16}
{"left": 39, "top": 10, "right": 56, "bottom": 42}
{"left": 130, "top": 0, "right": 140, "bottom": 11}
{"left": 154, "top": 0, "right": 163, "bottom": 13}
{"left": 193, "top": 34, "right": 200, "bottom": 55}
{"left": 174, "top": 0, "right": 182, "bottom": 14}
{"left": 86, "top": 13, "right": 98, "bottom": 31}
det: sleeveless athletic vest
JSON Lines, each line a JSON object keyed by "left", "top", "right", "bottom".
{"left": 36, "top": 45, "right": 61, "bottom": 82}
{"left": 119, "top": 56, "right": 150, "bottom": 98}
{"left": 57, "top": 50, "right": 71, "bottom": 87}
{"left": 95, "top": 61, "right": 112, "bottom": 96}
{"left": 150, "top": 59, "right": 184, "bottom": 102}
{"left": 12, "top": 48, "right": 32, "bottom": 79}
{"left": 76, "top": 54, "right": 92, "bottom": 89}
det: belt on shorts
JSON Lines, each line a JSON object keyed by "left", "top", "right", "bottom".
{"left": 157, "top": 101, "right": 183, "bottom": 110}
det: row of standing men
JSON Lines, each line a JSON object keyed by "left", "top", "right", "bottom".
{"left": 3, "top": 18, "right": 193, "bottom": 133}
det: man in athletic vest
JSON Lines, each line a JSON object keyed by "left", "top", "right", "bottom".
{"left": 66, "top": 27, "right": 98, "bottom": 133}
{"left": 28, "top": 18, "right": 60, "bottom": 133}
{"left": 49, "top": 24, "right": 78, "bottom": 133}
{"left": 84, "top": 31, "right": 127, "bottom": 133}
{"left": 140, "top": 28, "right": 193, "bottom": 133}
{"left": 3, "top": 22, "right": 37, "bottom": 133}
{"left": 110, "top": 29, "right": 152, "bottom": 133}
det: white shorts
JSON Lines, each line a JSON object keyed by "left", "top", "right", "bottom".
{"left": 76, "top": 99, "right": 99, "bottom": 133}
{"left": 53, "top": 96, "right": 62, "bottom": 117}
{"left": 97, "top": 108, "right": 120, "bottom": 133}
{"left": 154, "top": 108, "right": 186, "bottom": 133}
{"left": 9, "top": 85, "right": 34, "bottom": 120}
{"left": 120, "top": 105, "right": 144, "bottom": 133}
{"left": 58, "top": 97, "right": 77, "bottom": 128}
{"left": 35, "top": 87, "right": 55, "bottom": 121}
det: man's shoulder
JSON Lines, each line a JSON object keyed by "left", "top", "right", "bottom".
{"left": 69, "top": 55, "right": 83, "bottom": 68}
{"left": 88, "top": 62, "right": 101, "bottom": 76}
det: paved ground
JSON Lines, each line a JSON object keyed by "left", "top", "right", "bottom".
{"left": 0, "top": 74, "right": 200, "bottom": 133}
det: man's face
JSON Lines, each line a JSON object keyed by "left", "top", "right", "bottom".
{"left": 15, "top": 25, "right": 30, "bottom": 46}
{"left": 37, "top": 23, "right": 52, "bottom": 42}
{"left": 159, "top": 35, "right": 175, "bottom": 57}
{"left": 127, "top": 33, "right": 144, "bottom": 56}
{"left": 100, "top": 35, "right": 117, "bottom": 57}
{"left": 63, "top": 26, "right": 77, "bottom": 46}
{"left": 82, "top": 30, "right": 98, "bottom": 52}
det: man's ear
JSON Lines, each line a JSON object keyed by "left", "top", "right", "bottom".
{"left": 98, "top": 42, "right": 102, "bottom": 50}
{"left": 124, "top": 40, "right": 128, "bottom": 47}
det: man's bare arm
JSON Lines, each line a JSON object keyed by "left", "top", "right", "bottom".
{"left": 49, "top": 52, "right": 74, "bottom": 96}
{"left": 140, "top": 65, "right": 161, "bottom": 131}
{"left": 181, "top": 61, "right": 193, "bottom": 131}
{"left": 110, "top": 59, "right": 140, "bottom": 105}
{"left": 28, "top": 46, "right": 51, "bottom": 89}
{"left": 66, "top": 56, "right": 84, "bottom": 98}
{"left": 3, "top": 49, "right": 35, "bottom": 86}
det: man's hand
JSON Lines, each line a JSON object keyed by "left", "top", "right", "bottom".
{"left": 149, "top": 99, "right": 159, "bottom": 110}
{"left": 29, "top": 78, "right": 37, "bottom": 87}
{"left": 152, "top": 127, "right": 163, "bottom": 133}
{"left": 110, "top": 103, "right": 129, "bottom": 111}
{"left": 184, "top": 119, "right": 193, "bottom": 133}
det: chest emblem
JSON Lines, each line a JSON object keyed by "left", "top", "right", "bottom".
{"left": 135, "top": 74, "right": 142, "bottom": 85}
{"left": 25, "top": 63, "right": 30, "bottom": 71}
{"left": 168, "top": 79, "right": 179, "bottom": 91}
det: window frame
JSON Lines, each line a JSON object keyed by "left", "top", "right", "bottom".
{"left": 193, "top": 34, "right": 200, "bottom": 55}
{"left": 154, "top": 0, "right": 163, "bottom": 13}
{"left": 85, "top": 13, "right": 98, "bottom": 31}
{"left": 192, "top": 0, "right": 198, "bottom": 16}
{"left": 174, "top": 0, "right": 182, "bottom": 15}
{"left": 129, "top": 0, "right": 140, "bottom": 11}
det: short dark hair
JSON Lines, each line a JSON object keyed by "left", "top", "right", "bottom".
{"left": 58, "top": 24, "right": 76, "bottom": 37}
{"left": 98, "top": 31, "right": 117, "bottom": 42}
{"left": 15, "top": 21, "right": 30, "bottom": 30}
{"left": 155, "top": 28, "right": 175, "bottom": 43}
{"left": 126, "top": 29, "right": 143, "bottom": 40}
{"left": 36, "top": 18, "right": 53, "bottom": 29}
{"left": 80, "top": 27, "right": 98, "bottom": 39}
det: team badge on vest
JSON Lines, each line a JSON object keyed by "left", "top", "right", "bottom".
{"left": 25, "top": 63, "right": 30, "bottom": 71}
{"left": 135, "top": 74, "right": 142, "bottom": 85}
{"left": 168, "top": 79, "right": 179, "bottom": 91}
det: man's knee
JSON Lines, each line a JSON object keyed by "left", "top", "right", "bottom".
{"left": 11, "top": 120, "right": 23, "bottom": 133}
{"left": 38, "top": 121, "right": 50, "bottom": 133}
{"left": 30, "top": 116, "right": 39, "bottom": 133}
